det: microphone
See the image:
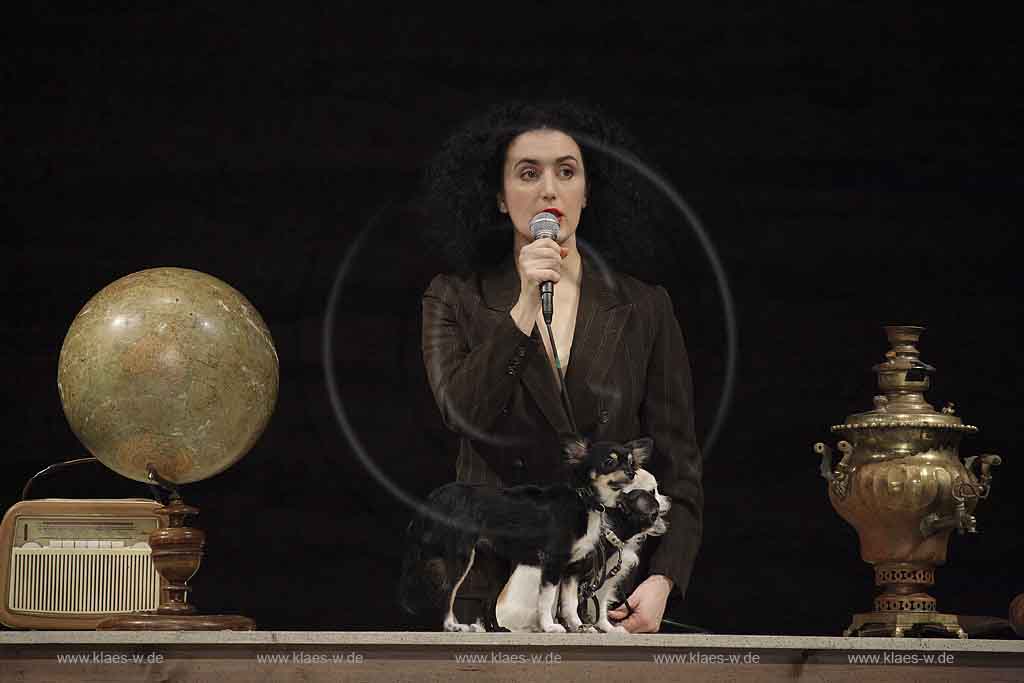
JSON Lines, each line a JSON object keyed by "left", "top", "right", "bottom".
{"left": 529, "top": 211, "right": 560, "bottom": 325}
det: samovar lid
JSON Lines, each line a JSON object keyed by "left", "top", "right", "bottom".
{"left": 833, "top": 325, "right": 978, "bottom": 434}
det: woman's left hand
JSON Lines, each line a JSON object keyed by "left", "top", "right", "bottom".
{"left": 607, "top": 574, "right": 674, "bottom": 633}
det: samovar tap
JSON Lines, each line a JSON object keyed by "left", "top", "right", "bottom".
{"left": 920, "top": 505, "right": 975, "bottom": 537}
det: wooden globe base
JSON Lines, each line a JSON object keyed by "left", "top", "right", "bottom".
{"left": 98, "top": 491, "right": 254, "bottom": 631}
{"left": 98, "top": 613, "right": 255, "bottom": 631}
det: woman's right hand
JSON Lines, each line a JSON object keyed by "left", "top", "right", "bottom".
{"left": 516, "top": 238, "right": 569, "bottom": 294}
{"left": 510, "top": 238, "right": 568, "bottom": 334}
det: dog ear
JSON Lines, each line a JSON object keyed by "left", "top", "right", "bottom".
{"left": 625, "top": 437, "right": 654, "bottom": 466}
{"left": 562, "top": 436, "right": 589, "bottom": 466}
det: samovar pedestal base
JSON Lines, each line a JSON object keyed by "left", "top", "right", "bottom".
{"left": 842, "top": 562, "right": 967, "bottom": 638}
{"left": 844, "top": 612, "right": 967, "bottom": 638}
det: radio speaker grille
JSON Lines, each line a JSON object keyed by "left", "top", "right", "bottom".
{"left": 9, "top": 547, "right": 160, "bottom": 614}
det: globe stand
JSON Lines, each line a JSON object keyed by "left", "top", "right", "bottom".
{"left": 97, "top": 465, "right": 255, "bottom": 631}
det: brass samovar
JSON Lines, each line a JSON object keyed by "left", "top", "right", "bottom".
{"left": 815, "top": 325, "right": 1001, "bottom": 638}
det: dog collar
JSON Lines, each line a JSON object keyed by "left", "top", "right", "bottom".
{"left": 602, "top": 526, "right": 626, "bottom": 550}
{"left": 574, "top": 487, "right": 605, "bottom": 512}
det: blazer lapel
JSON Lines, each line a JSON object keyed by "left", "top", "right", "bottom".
{"left": 479, "top": 250, "right": 633, "bottom": 438}
{"left": 480, "top": 259, "right": 573, "bottom": 436}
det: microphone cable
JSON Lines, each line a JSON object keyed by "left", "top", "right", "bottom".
{"left": 529, "top": 210, "right": 579, "bottom": 436}
{"left": 542, "top": 319, "right": 579, "bottom": 436}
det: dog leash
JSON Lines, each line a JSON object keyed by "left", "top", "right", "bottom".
{"left": 577, "top": 527, "right": 628, "bottom": 621}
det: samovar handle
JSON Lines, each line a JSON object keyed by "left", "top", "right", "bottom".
{"left": 814, "top": 440, "right": 853, "bottom": 499}
{"left": 922, "top": 454, "right": 1003, "bottom": 537}
{"left": 964, "top": 454, "right": 1002, "bottom": 499}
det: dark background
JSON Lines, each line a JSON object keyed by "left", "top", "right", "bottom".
{"left": 4, "top": 4, "right": 1021, "bottom": 635}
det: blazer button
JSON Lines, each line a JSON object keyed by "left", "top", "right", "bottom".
{"left": 507, "top": 366, "right": 516, "bottom": 375}
{"left": 598, "top": 409, "right": 610, "bottom": 424}
{"left": 517, "top": 347, "right": 526, "bottom": 357}
{"left": 501, "top": 404, "right": 511, "bottom": 415}
{"left": 513, "top": 458, "right": 525, "bottom": 469}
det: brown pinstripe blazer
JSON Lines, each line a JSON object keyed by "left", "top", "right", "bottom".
{"left": 421, "top": 252, "right": 703, "bottom": 598}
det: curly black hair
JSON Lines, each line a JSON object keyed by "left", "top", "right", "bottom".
{"left": 419, "top": 99, "right": 666, "bottom": 278}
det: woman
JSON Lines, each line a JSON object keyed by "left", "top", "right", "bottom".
{"left": 420, "top": 100, "right": 702, "bottom": 633}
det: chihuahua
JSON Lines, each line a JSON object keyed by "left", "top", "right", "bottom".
{"left": 398, "top": 437, "right": 652, "bottom": 632}
{"left": 494, "top": 465, "right": 670, "bottom": 633}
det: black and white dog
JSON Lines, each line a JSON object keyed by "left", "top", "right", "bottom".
{"left": 494, "top": 466, "right": 670, "bottom": 633}
{"left": 398, "top": 437, "right": 651, "bottom": 632}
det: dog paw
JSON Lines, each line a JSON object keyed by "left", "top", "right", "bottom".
{"left": 563, "top": 618, "right": 584, "bottom": 632}
{"left": 578, "top": 624, "right": 599, "bottom": 633}
{"left": 443, "top": 622, "right": 473, "bottom": 633}
{"left": 596, "top": 620, "right": 627, "bottom": 634}
{"left": 542, "top": 623, "right": 567, "bottom": 633}
{"left": 468, "top": 623, "right": 486, "bottom": 633}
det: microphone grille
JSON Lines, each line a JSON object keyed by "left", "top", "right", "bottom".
{"left": 529, "top": 212, "right": 560, "bottom": 241}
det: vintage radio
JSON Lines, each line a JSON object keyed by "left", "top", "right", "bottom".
{"left": 0, "top": 498, "right": 165, "bottom": 629}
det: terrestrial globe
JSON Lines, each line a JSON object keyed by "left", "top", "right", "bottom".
{"left": 57, "top": 267, "right": 279, "bottom": 485}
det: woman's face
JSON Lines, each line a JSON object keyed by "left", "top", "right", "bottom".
{"left": 498, "top": 128, "right": 587, "bottom": 245}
